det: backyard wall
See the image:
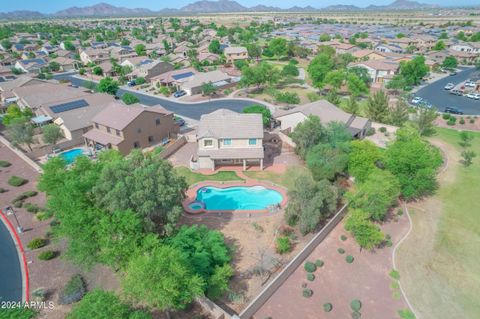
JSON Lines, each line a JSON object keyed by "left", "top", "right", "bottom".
{"left": 239, "top": 203, "right": 349, "bottom": 319}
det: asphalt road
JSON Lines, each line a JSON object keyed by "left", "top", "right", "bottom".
{"left": 54, "top": 73, "right": 264, "bottom": 120}
{"left": 416, "top": 67, "right": 480, "bottom": 115}
{"left": 0, "top": 218, "right": 22, "bottom": 302}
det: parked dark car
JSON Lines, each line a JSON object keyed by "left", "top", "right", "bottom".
{"left": 175, "top": 116, "right": 186, "bottom": 126}
{"left": 127, "top": 80, "right": 136, "bottom": 87}
{"left": 173, "top": 90, "right": 186, "bottom": 98}
{"left": 444, "top": 107, "right": 464, "bottom": 115}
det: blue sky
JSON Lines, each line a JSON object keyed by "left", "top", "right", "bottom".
{"left": 1, "top": 0, "right": 470, "bottom": 13}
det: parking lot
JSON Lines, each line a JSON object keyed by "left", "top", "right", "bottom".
{"left": 415, "top": 67, "right": 480, "bottom": 115}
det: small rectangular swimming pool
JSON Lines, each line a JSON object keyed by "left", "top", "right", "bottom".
{"left": 194, "top": 186, "right": 283, "bottom": 211}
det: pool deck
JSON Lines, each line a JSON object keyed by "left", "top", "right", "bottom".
{"left": 183, "top": 179, "right": 289, "bottom": 216}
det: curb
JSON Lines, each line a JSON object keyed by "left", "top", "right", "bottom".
{"left": 0, "top": 209, "right": 29, "bottom": 303}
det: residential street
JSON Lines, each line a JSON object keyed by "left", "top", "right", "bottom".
{"left": 0, "top": 214, "right": 22, "bottom": 302}
{"left": 53, "top": 73, "right": 266, "bottom": 120}
{"left": 416, "top": 67, "right": 480, "bottom": 115}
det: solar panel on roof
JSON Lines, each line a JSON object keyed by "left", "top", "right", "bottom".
{"left": 172, "top": 72, "right": 194, "bottom": 81}
{"left": 50, "top": 99, "right": 89, "bottom": 114}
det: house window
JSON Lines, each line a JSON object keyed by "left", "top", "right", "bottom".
{"left": 137, "top": 128, "right": 142, "bottom": 134}
{"left": 133, "top": 141, "right": 140, "bottom": 148}
{"left": 148, "top": 136, "right": 154, "bottom": 143}
{"left": 95, "top": 123, "right": 99, "bottom": 129}
{"left": 248, "top": 138, "right": 257, "bottom": 145}
{"left": 106, "top": 127, "right": 111, "bottom": 133}
{"left": 223, "top": 138, "right": 232, "bottom": 146}
{"left": 116, "top": 129, "right": 120, "bottom": 136}
{"left": 204, "top": 139, "right": 213, "bottom": 147}
{"left": 155, "top": 118, "right": 160, "bottom": 126}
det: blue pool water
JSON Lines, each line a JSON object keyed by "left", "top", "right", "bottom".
{"left": 195, "top": 186, "right": 283, "bottom": 210}
{"left": 60, "top": 148, "right": 84, "bottom": 164}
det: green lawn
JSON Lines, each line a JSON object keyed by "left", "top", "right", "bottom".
{"left": 397, "top": 127, "right": 480, "bottom": 318}
{"left": 243, "top": 166, "right": 308, "bottom": 190}
{"left": 175, "top": 167, "right": 244, "bottom": 185}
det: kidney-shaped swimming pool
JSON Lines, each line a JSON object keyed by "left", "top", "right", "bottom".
{"left": 193, "top": 185, "right": 283, "bottom": 211}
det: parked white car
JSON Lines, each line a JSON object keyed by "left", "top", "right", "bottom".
{"left": 411, "top": 97, "right": 423, "bottom": 105}
{"left": 466, "top": 92, "right": 478, "bottom": 99}
{"left": 471, "top": 93, "right": 480, "bottom": 100}
{"left": 465, "top": 81, "right": 476, "bottom": 88}
{"left": 444, "top": 83, "right": 455, "bottom": 90}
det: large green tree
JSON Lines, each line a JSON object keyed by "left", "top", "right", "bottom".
{"left": 243, "top": 104, "right": 271, "bottom": 126}
{"left": 365, "top": 90, "right": 389, "bottom": 123}
{"left": 291, "top": 115, "right": 326, "bottom": 158}
{"left": 7, "top": 118, "right": 35, "bottom": 151}
{"left": 42, "top": 124, "right": 63, "bottom": 146}
{"left": 389, "top": 98, "right": 409, "bottom": 127}
{"left": 122, "top": 245, "right": 205, "bottom": 311}
{"left": 348, "top": 140, "right": 383, "bottom": 183}
{"left": 306, "top": 143, "right": 349, "bottom": 181}
{"left": 93, "top": 150, "right": 187, "bottom": 234}
{"left": 399, "top": 56, "right": 429, "bottom": 86}
{"left": 345, "top": 209, "right": 384, "bottom": 250}
{"left": 384, "top": 127, "right": 442, "bottom": 199}
{"left": 240, "top": 62, "right": 280, "bottom": 89}
{"left": 97, "top": 77, "right": 119, "bottom": 95}
{"left": 349, "top": 169, "right": 401, "bottom": 221}
{"left": 121, "top": 93, "right": 140, "bottom": 105}
{"left": 166, "top": 225, "right": 232, "bottom": 299}
{"left": 285, "top": 172, "right": 338, "bottom": 235}
{"left": 307, "top": 53, "right": 335, "bottom": 88}
{"left": 68, "top": 290, "right": 151, "bottom": 319}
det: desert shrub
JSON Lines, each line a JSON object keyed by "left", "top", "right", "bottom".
{"left": 27, "top": 238, "right": 47, "bottom": 250}
{"left": 0, "top": 160, "right": 11, "bottom": 167}
{"left": 398, "top": 309, "right": 416, "bottom": 319}
{"left": 304, "top": 262, "right": 316, "bottom": 273}
{"left": 341, "top": 235, "right": 348, "bottom": 241}
{"left": 470, "top": 119, "right": 475, "bottom": 124}
{"left": 50, "top": 220, "right": 59, "bottom": 227}
{"left": 389, "top": 270, "right": 400, "bottom": 280}
{"left": 351, "top": 299, "right": 362, "bottom": 311}
{"left": 306, "top": 273, "right": 315, "bottom": 281}
{"left": 22, "top": 190, "right": 38, "bottom": 197}
{"left": 13, "top": 194, "right": 28, "bottom": 202}
{"left": 307, "top": 92, "right": 321, "bottom": 102}
{"left": 58, "top": 274, "right": 86, "bottom": 305}
{"left": 379, "top": 127, "right": 387, "bottom": 133}
{"left": 352, "top": 311, "right": 361, "bottom": 319}
{"left": 8, "top": 176, "right": 28, "bottom": 187}
{"left": 276, "top": 92, "right": 300, "bottom": 104}
{"left": 302, "top": 288, "right": 313, "bottom": 298}
{"left": 315, "top": 259, "right": 324, "bottom": 267}
{"left": 32, "top": 288, "right": 46, "bottom": 301}
{"left": 442, "top": 113, "right": 450, "bottom": 120}
{"left": 366, "top": 127, "right": 375, "bottom": 136}
{"left": 447, "top": 117, "right": 456, "bottom": 126}
{"left": 13, "top": 200, "right": 23, "bottom": 208}
{"left": 385, "top": 239, "right": 393, "bottom": 247}
{"left": 346, "top": 255, "right": 355, "bottom": 263}
{"left": 38, "top": 250, "right": 57, "bottom": 260}
{"left": 276, "top": 236, "right": 292, "bottom": 254}
{"left": 0, "top": 188, "right": 7, "bottom": 193}
{"left": 459, "top": 118, "right": 465, "bottom": 124}
{"left": 323, "top": 303, "right": 333, "bottom": 312}
{"left": 337, "top": 248, "right": 345, "bottom": 254}
{"left": 25, "top": 203, "right": 41, "bottom": 213}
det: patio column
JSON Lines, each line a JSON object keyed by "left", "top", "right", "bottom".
{"left": 260, "top": 158, "right": 263, "bottom": 170}
{"left": 243, "top": 159, "right": 246, "bottom": 171}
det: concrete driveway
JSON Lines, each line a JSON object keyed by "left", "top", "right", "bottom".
{"left": 416, "top": 67, "right": 480, "bottom": 115}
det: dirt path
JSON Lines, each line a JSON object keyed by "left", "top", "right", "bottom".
{"left": 395, "top": 138, "right": 467, "bottom": 319}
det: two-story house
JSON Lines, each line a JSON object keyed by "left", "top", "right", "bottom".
{"left": 224, "top": 47, "right": 248, "bottom": 64}
{"left": 349, "top": 60, "right": 400, "bottom": 84}
{"left": 83, "top": 101, "right": 178, "bottom": 155}
{"left": 194, "top": 109, "right": 264, "bottom": 171}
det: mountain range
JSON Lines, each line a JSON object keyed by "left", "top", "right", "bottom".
{"left": 0, "top": 0, "right": 444, "bottom": 19}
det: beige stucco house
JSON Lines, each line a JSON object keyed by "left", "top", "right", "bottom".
{"left": 193, "top": 109, "right": 264, "bottom": 171}
{"left": 83, "top": 101, "right": 178, "bottom": 155}
{"left": 224, "top": 47, "right": 248, "bottom": 64}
